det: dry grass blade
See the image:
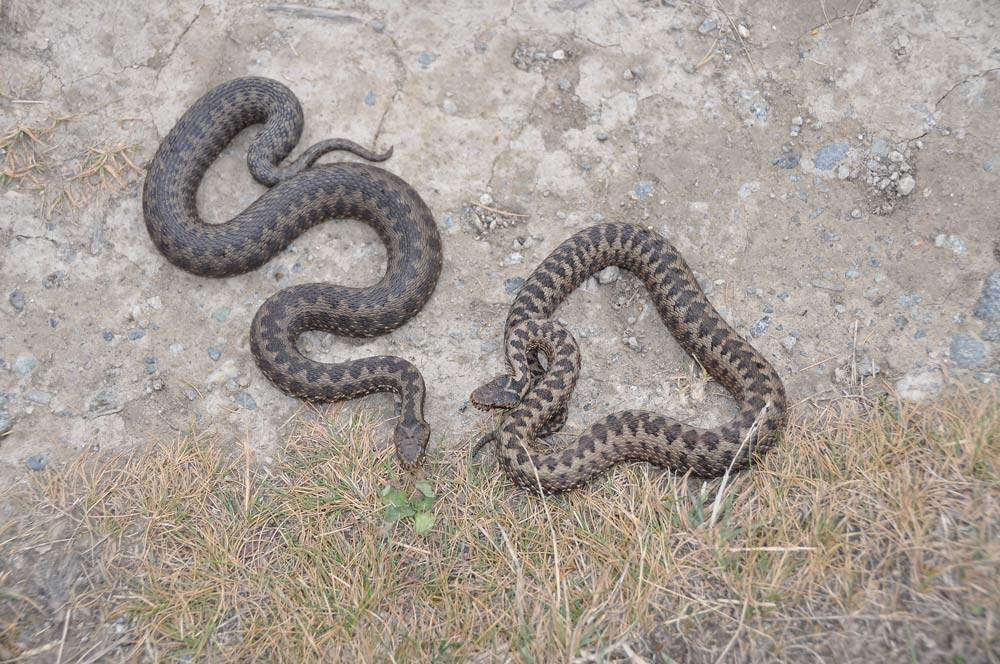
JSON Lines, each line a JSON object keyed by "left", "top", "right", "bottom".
{"left": 0, "top": 389, "right": 998, "bottom": 662}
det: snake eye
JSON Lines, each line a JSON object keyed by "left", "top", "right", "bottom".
{"left": 470, "top": 375, "right": 522, "bottom": 410}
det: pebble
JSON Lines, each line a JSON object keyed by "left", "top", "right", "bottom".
{"left": 184, "top": 388, "right": 198, "bottom": 401}
{"left": 207, "top": 348, "right": 222, "bottom": 362}
{"left": 128, "top": 328, "right": 146, "bottom": 340}
{"left": 551, "top": 49, "right": 566, "bottom": 60}
{"left": 850, "top": 208, "right": 863, "bottom": 219}
{"left": 597, "top": 266, "right": 621, "bottom": 284}
{"left": 626, "top": 336, "right": 641, "bottom": 352}
{"left": 950, "top": 334, "right": 986, "bottom": 367}
{"left": 364, "top": 91, "right": 376, "bottom": 107}
{"left": 13, "top": 355, "right": 37, "bottom": 378}
{"left": 0, "top": 410, "right": 12, "bottom": 435}
{"left": 933, "top": 233, "right": 966, "bottom": 255}
{"left": 750, "top": 316, "right": 770, "bottom": 338}
{"left": 897, "top": 174, "right": 916, "bottom": 196}
{"left": 633, "top": 181, "right": 654, "bottom": 199}
{"left": 504, "top": 277, "right": 525, "bottom": 295}
{"left": 698, "top": 17, "right": 717, "bottom": 34}
{"left": 845, "top": 267, "right": 861, "bottom": 279}
{"left": 9, "top": 290, "right": 25, "bottom": 312}
{"left": 596, "top": 130, "right": 609, "bottom": 141}
{"left": 417, "top": 51, "right": 437, "bottom": 66}
{"left": 212, "top": 308, "right": 230, "bottom": 322}
{"left": 169, "top": 343, "right": 184, "bottom": 355}
{"left": 372, "top": 18, "right": 384, "bottom": 32}
{"left": 813, "top": 142, "right": 850, "bottom": 171}
{"left": 772, "top": 152, "right": 800, "bottom": 169}
{"left": 973, "top": 270, "right": 1000, "bottom": 321}
{"left": 442, "top": 99, "right": 458, "bottom": 114}
{"left": 87, "top": 388, "right": 119, "bottom": 416}
{"left": 26, "top": 453, "right": 48, "bottom": 471}
{"left": 780, "top": 335, "right": 797, "bottom": 352}
{"left": 896, "top": 367, "right": 943, "bottom": 402}
{"left": 897, "top": 291, "right": 922, "bottom": 308}
{"left": 25, "top": 390, "right": 51, "bottom": 405}
{"left": 234, "top": 392, "right": 257, "bottom": 410}
{"left": 102, "top": 330, "right": 114, "bottom": 341}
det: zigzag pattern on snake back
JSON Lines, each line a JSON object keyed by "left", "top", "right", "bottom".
{"left": 470, "top": 223, "right": 788, "bottom": 494}
{"left": 142, "top": 77, "right": 442, "bottom": 469}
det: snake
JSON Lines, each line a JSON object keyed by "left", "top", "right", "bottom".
{"left": 470, "top": 223, "right": 788, "bottom": 494}
{"left": 142, "top": 77, "right": 442, "bottom": 469}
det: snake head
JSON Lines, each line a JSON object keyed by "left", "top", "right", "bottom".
{"left": 470, "top": 374, "right": 522, "bottom": 411}
{"left": 393, "top": 420, "right": 430, "bottom": 470}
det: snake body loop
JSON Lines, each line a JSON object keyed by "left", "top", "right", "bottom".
{"left": 143, "top": 77, "right": 442, "bottom": 469}
{"left": 471, "top": 223, "right": 787, "bottom": 494}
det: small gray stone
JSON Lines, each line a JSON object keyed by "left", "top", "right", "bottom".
{"left": 212, "top": 307, "right": 230, "bottom": 322}
{"left": 750, "top": 316, "right": 770, "bottom": 338}
{"left": 9, "top": 290, "right": 25, "bottom": 312}
{"left": 234, "top": 392, "right": 257, "bottom": 410}
{"left": 626, "top": 336, "right": 641, "bottom": 352}
{"left": 183, "top": 388, "right": 198, "bottom": 401}
{"left": 372, "top": 18, "right": 384, "bottom": 32}
{"left": 417, "top": 51, "right": 437, "bottom": 66}
{"left": 772, "top": 152, "right": 800, "bottom": 169}
{"left": 871, "top": 138, "right": 891, "bottom": 157}
{"left": 845, "top": 267, "right": 861, "bottom": 279}
{"left": 597, "top": 266, "right": 621, "bottom": 284}
{"left": 633, "top": 181, "right": 654, "bottom": 199}
{"left": 207, "top": 348, "right": 222, "bottom": 362}
{"left": 973, "top": 270, "right": 1000, "bottom": 321}
{"left": 897, "top": 291, "right": 922, "bottom": 308}
{"left": 896, "top": 367, "right": 943, "bottom": 402}
{"left": 0, "top": 410, "right": 12, "bottom": 435}
{"left": 814, "top": 142, "right": 850, "bottom": 171}
{"left": 950, "top": 334, "right": 986, "bottom": 367}
{"left": 364, "top": 91, "right": 377, "bottom": 107}
{"left": 14, "top": 355, "right": 38, "bottom": 378}
{"left": 504, "top": 277, "right": 525, "bottom": 295}
{"left": 128, "top": 328, "right": 146, "bottom": 340}
{"left": 897, "top": 174, "right": 916, "bottom": 196}
{"left": 102, "top": 330, "right": 114, "bottom": 341}
{"left": 442, "top": 99, "right": 458, "bottom": 114}
{"left": 25, "top": 390, "right": 51, "bottom": 405}
{"left": 698, "top": 17, "right": 717, "bottom": 33}
{"left": 596, "top": 130, "right": 609, "bottom": 141}
{"left": 780, "top": 335, "right": 797, "bottom": 352}
{"left": 26, "top": 453, "right": 48, "bottom": 471}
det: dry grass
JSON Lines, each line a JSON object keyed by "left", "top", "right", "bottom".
{"left": 1, "top": 118, "right": 142, "bottom": 218}
{"left": 1, "top": 390, "right": 998, "bottom": 662}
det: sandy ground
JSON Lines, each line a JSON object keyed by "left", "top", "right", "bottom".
{"left": 1, "top": 0, "right": 999, "bottom": 484}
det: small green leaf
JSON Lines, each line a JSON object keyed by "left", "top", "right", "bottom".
{"left": 412, "top": 494, "right": 435, "bottom": 512}
{"left": 414, "top": 480, "right": 435, "bottom": 498}
{"left": 414, "top": 512, "right": 436, "bottom": 534}
{"left": 381, "top": 485, "right": 410, "bottom": 508}
{"left": 385, "top": 505, "right": 416, "bottom": 522}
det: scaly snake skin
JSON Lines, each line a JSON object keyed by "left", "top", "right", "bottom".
{"left": 143, "top": 77, "right": 442, "bottom": 469}
{"left": 471, "top": 223, "right": 787, "bottom": 494}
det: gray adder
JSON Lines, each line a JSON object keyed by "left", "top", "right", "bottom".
{"left": 143, "top": 77, "right": 442, "bottom": 469}
{"left": 471, "top": 223, "right": 787, "bottom": 494}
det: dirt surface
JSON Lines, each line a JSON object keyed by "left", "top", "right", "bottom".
{"left": 2, "top": 0, "right": 999, "bottom": 484}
